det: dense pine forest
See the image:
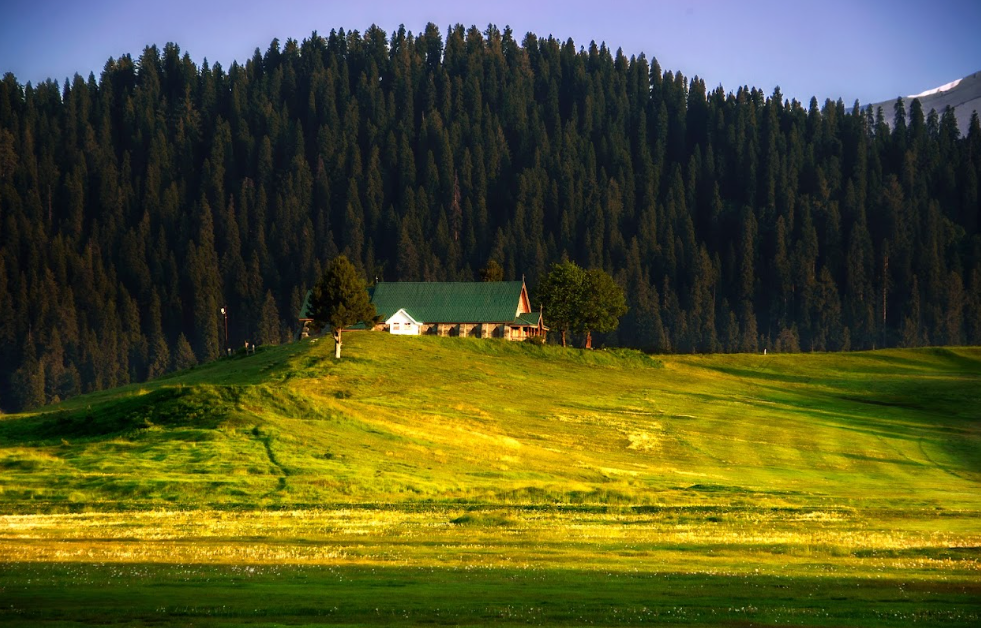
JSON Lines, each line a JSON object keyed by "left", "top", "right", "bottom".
{"left": 1, "top": 24, "right": 980, "bottom": 411}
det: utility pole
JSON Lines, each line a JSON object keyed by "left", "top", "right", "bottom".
{"left": 220, "top": 306, "right": 229, "bottom": 356}
{"left": 882, "top": 248, "right": 889, "bottom": 349}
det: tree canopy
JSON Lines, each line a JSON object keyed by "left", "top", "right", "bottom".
{"left": 538, "top": 261, "right": 587, "bottom": 347}
{"left": 578, "top": 269, "right": 628, "bottom": 346}
{"left": 539, "top": 261, "right": 626, "bottom": 347}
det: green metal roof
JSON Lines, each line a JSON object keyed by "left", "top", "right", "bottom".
{"left": 514, "top": 312, "right": 542, "bottom": 326}
{"left": 369, "top": 281, "right": 526, "bottom": 323}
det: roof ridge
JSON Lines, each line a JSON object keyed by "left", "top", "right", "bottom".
{"left": 376, "top": 280, "right": 523, "bottom": 284}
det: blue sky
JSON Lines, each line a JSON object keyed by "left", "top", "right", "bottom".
{"left": 1, "top": 0, "right": 979, "bottom": 106}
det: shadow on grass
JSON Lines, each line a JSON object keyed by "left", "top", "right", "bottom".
{"left": 0, "top": 386, "right": 244, "bottom": 444}
{"left": 2, "top": 563, "right": 979, "bottom": 627}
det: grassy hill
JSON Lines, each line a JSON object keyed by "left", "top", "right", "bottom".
{"left": 2, "top": 333, "right": 980, "bottom": 512}
{"left": 2, "top": 335, "right": 981, "bottom": 626}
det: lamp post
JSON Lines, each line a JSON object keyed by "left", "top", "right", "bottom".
{"left": 220, "top": 306, "right": 228, "bottom": 356}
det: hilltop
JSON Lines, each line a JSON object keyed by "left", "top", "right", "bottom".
{"left": 2, "top": 333, "right": 979, "bottom": 512}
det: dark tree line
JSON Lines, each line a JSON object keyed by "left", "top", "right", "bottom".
{"left": 1, "top": 23, "right": 980, "bottom": 411}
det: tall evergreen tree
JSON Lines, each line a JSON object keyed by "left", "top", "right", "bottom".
{"left": 257, "top": 290, "right": 282, "bottom": 345}
{"left": 172, "top": 333, "right": 198, "bottom": 371}
{"left": 308, "top": 255, "right": 376, "bottom": 359}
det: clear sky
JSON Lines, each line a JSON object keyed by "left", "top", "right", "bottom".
{"left": 1, "top": 0, "right": 979, "bottom": 107}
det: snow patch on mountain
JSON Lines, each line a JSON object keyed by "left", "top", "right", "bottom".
{"left": 874, "top": 70, "right": 981, "bottom": 133}
{"left": 908, "top": 78, "right": 963, "bottom": 99}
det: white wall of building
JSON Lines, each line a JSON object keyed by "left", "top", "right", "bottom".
{"left": 386, "top": 309, "right": 421, "bottom": 335}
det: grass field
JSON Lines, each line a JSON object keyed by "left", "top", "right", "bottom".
{"left": 1, "top": 334, "right": 979, "bottom": 625}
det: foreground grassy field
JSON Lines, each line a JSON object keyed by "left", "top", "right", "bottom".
{"left": 1, "top": 334, "right": 979, "bottom": 625}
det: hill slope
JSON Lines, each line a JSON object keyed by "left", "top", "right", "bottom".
{"left": 1, "top": 334, "right": 980, "bottom": 512}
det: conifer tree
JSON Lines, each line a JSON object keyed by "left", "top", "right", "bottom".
{"left": 479, "top": 259, "right": 504, "bottom": 282}
{"left": 12, "top": 339, "right": 45, "bottom": 411}
{"left": 257, "top": 291, "right": 282, "bottom": 345}
{"left": 173, "top": 333, "right": 198, "bottom": 371}
{"left": 309, "top": 255, "right": 376, "bottom": 359}
{"left": 147, "top": 334, "right": 170, "bottom": 380}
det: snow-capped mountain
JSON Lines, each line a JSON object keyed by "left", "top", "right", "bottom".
{"left": 873, "top": 70, "right": 980, "bottom": 134}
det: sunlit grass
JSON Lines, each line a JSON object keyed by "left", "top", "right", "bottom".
{"left": 2, "top": 507, "right": 978, "bottom": 578}
{"left": 1, "top": 334, "right": 979, "bottom": 625}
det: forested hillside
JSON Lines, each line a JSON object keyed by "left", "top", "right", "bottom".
{"left": 1, "top": 24, "right": 980, "bottom": 411}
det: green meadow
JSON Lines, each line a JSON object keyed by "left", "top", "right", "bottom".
{"left": 1, "top": 333, "right": 979, "bottom": 625}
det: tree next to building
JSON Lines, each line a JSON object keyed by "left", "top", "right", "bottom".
{"left": 309, "top": 256, "right": 377, "bottom": 359}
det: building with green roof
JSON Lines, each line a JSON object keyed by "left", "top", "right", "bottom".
{"left": 299, "top": 281, "right": 546, "bottom": 341}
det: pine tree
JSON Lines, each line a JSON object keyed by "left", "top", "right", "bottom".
{"left": 309, "top": 255, "right": 376, "bottom": 359}
{"left": 342, "top": 178, "right": 365, "bottom": 267}
{"left": 12, "top": 339, "right": 45, "bottom": 411}
{"left": 966, "top": 266, "right": 981, "bottom": 345}
{"left": 257, "top": 290, "right": 282, "bottom": 345}
{"left": 172, "top": 333, "right": 198, "bottom": 371}
{"left": 479, "top": 259, "right": 504, "bottom": 282}
{"left": 147, "top": 334, "right": 170, "bottom": 380}
{"left": 188, "top": 195, "right": 223, "bottom": 361}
